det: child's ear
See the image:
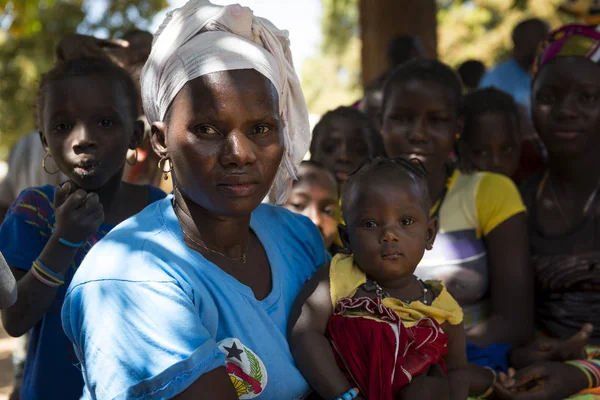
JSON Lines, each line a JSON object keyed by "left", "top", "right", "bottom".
{"left": 338, "top": 224, "right": 352, "bottom": 254}
{"left": 129, "top": 120, "right": 145, "bottom": 149}
{"left": 38, "top": 131, "right": 49, "bottom": 151}
{"left": 426, "top": 216, "right": 439, "bottom": 251}
{"left": 150, "top": 122, "right": 168, "bottom": 159}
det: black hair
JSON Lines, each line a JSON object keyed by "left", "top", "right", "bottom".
{"left": 512, "top": 18, "right": 549, "bottom": 44}
{"left": 457, "top": 60, "right": 486, "bottom": 90}
{"left": 456, "top": 88, "right": 521, "bottom": 171}
{"left": 341, "top": 157, "right": 430, "bottom": 220}
{"left": 296, "top": 160, "right": 339, "bottom": 191}
{"left": 36, "top": 57, "right": 139, "bottom": 129}
{"left": 387, "top": 35, "right": 425, "bottom": 67}
{"left": 309, "top": 106, "right": 385, "bottom": 158}
{"left": 461, "top": 88, "right": 520, "bottom": 141}
{"left": 382, "top": 59, "right": 463, "bottom": 117}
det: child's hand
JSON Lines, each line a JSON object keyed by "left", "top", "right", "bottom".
{"left": 510, "top": 324, "right": 593, "bottom": 368}
{"left": 53, "top": 182, "right": 104, "bottom": 245}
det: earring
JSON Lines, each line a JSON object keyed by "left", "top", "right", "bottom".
{"left": 455, "top": 133, "right": 461, "bottom": 140}
{"left": 126, "top": 148, "right": 138, "bottom": 166}
{"left": 42, "top": 153, "right": 60, "bottom": 175}
{"left": 157, "top": 157, "right": 172, "bottom": 180}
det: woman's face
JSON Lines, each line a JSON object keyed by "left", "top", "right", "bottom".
{"left": 533, "top": 57, "right": 600, "bottom": 159}
{"left": 154, "top": 69, "right": 284, "bottom": 217}
{"left": 381, "top": 79, "right": 460, "bottom": 176}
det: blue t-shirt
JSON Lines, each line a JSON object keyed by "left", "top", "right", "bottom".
{"left": 62, "top": 196, "right": 329, "bottom": 400}
{"left": 0, "top": 184, "right": 166, "bottom": 400}
{"left": 479, "top": 58, "right": 532, "bottom": 113}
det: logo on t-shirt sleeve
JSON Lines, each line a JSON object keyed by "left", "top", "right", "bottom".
{"left": 218, "top": 338, "right": 268, "bottom": 399}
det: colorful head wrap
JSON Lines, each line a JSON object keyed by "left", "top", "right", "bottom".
{"left": 140, "top": 0, "right": 310, "bottom": 204}
{"left": 534, "top": 24, "right": 600, "bottom": 78}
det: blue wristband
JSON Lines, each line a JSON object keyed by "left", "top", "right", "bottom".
{"left": 52, "top": 229, "right": 85, "bottom": 248}
{"left": 335, "top": 388, "right": 359, "bottom": 400}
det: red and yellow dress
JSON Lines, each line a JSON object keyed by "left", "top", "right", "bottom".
{"left": 327, "top": 254, "right": 463, "bottom": 400}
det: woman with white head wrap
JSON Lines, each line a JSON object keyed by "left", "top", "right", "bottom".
{"left": 61, "top": 2, "right": 328, "bottom": 399}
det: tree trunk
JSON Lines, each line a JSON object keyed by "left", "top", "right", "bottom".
{"left": 359, "top": 0, "right": 438, "bottom": 86}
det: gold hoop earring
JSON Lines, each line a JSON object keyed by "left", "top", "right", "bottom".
{"left": 42, "top": 153, "right": 60, "bottom": 175}
{"left": 455, "top": 133, "right": 461, "bottom": 140}
{"left": 157, "top": 157, "right": 172, "bottom": 180}
{"left": 127, "top": 148, "right": 138, "bottom": 166}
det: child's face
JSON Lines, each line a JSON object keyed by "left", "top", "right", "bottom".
{"left": 284, "top": 165, "right": 339, "bottom": 248}
{"left": 533, "top": 57, "right": 600, "bottom": 159}
{"left": 382, "top": 80, "right": 461, "bottom": 176}
{"left": 312, "top": 120, "right": 372, "bottom": 183}
{"left": 463, "top": 112, "right": 521, "bottom": 177}
{"left": 343, "top": 176, "right": 437, "bottom": 285}
{"left": 41, "top": 76, "right": 141, "bottom": 190}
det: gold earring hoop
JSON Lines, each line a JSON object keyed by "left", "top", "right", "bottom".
{"left": 157, "top": 157, "right": 172, "bottom": 180}
{"left": 42, "top": 153, "right": 60, "bottom": 175}
{"left": 126, "top": 148, "right": 138, "bottom": 166}
{"left": 455, "top": 133, "right": 461, "bottom": 140}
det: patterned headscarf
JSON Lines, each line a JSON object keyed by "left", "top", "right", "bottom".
{"left": 534, "top": 24, "right": 600, "bottom": 78}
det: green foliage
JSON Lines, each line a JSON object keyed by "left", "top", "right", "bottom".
{"left": 302, "top": 0, "right": 576, "bottom": 117}
{"left": 0, "top": 0, "right": 166, "bottom": 159}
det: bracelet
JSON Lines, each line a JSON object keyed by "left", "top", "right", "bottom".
{"left": 52, "top": 229, "right": 85, "bottom": 248}
{"left": 32, "top": 259, "right": 65, "bottom": 286}
{"left": 34, "top": 259, "right": 65, "bottom": 281}
{"left": 567, "top": 360, "right": 599, "bottom": 388}
{"left": 334, "top": 388, "right": 359, "bottom": 400}
{"left": 477, "top": 366, "right": 497, "bottom": 399}
{"left": 31, "top": 264, "right": 62, "bottom": 288}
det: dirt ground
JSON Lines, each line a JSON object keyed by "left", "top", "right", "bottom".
{"left": 0, "top": 321, "right": 16, "bottom": 400}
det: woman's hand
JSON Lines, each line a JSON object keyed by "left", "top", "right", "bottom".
{"left": 510, "top": 324, "right": 593, "bottom": 369}
{"left": 53, "top": 182, "right": 104, "bottom": 245}
{"left": 493, "top": 362, "right": 589, "bottom": 400}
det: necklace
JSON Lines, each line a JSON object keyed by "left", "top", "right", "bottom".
{"left": 362, "top": 279, "right": 429, "bottom": 304}
{"left": 173, "top": 198, "right": 248, "bottom": 264}
{"left": 542, "top": 171, "right": 600, "bottom": 226}
{"left": 181, "top": 230, "right": 248, "bottom": 263}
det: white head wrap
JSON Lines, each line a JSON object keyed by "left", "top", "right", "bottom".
{"left": 141, "top": 0, "right": 310, "bottom": 204}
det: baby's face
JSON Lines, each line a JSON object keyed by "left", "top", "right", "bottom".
{"left": 344, "top": 176, "right": 436, "bottom": 285}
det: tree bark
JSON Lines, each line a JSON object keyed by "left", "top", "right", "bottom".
{"left": 359, "top": 0, "right": 438, "bottom": 86}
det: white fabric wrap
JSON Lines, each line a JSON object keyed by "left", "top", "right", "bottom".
{"left": 140, "top": 0, "right": 310, "bottom": 204}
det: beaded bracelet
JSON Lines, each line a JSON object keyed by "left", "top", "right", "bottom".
{"left": 31, "top": 264, "right": 62, "bottom": 288}
{"left": 52, "top": 229, "right": 85, "bottom": 248}
{"left": 32, "top": 259, "right": 65, "bottom": 286}
{"left": 477, "top": 367, "right": 497, "bottom": 399}
{"left": 334, "top": 388, "right": 359, "bottom": 400}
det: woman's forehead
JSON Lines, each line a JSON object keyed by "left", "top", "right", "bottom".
{"left": 170, "top": 70, "right": 280, "bottom": 118}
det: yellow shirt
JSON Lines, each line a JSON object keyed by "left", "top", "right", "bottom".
{"left": 329, "top": 254, "right": 463, "bottom": 327}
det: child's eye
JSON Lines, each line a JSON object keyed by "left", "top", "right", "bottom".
{"left": 98, "top": 119, "right": 114, "bottom": 128}
{"left": 290, "top": 203, "right": 305, "bottom": 211}
{"left": 194, "top": 125, "right": 219, "bottom": 136}
{"left": 54, "top": 123, "right": 72, "bottom": 132}
{"left": 323, "top": 206, "right": 336, "bottom": 217}
{"left": 401, "top": 217, "right": 415, "bottom": 226}
{"left": 251, "top": 125, "right": 271, "bottom": 135}
{"left": 364, "top": 220, "right": 378, "bottom": 228}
